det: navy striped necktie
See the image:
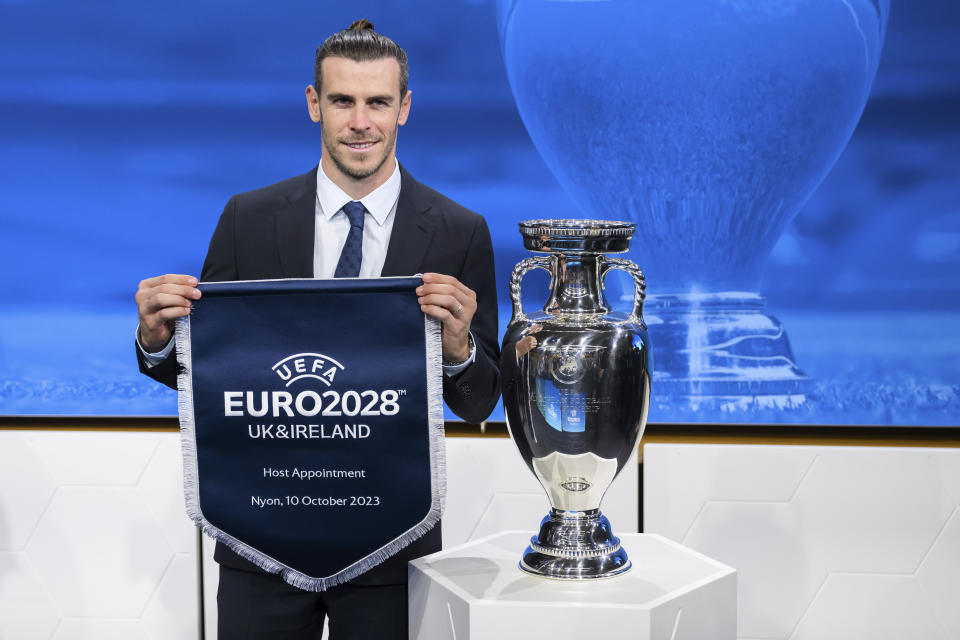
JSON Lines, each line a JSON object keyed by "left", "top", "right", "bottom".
{"left": 334, "top": 201, "right": 366, "bottom": 278}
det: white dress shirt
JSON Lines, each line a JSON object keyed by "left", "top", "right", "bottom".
{"left": 139, "top": 160, "right": 475, "bottom": 374}
{"left": 313, "top": 160, "right": 399, "bottom": 279}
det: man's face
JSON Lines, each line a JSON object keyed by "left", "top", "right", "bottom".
{"left": 307, "top": 56, "right": 411, "bottom": 188}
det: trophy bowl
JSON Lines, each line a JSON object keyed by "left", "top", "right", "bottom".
{"left": 501, "top": 219, "right": 651, "bottom": 579}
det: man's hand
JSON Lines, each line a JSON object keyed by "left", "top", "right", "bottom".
{"left": 135, "top": 274, "right": 201, "bottom": 352}
{"left": 417, "top": 272, "right": 477, "bottom": 363}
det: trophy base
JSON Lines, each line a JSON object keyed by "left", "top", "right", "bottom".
{"left": 519, "top": 509, "right": 631, "bottom": 579}
{"left": 640, "top": 291, "right": 813, "bottom": 402}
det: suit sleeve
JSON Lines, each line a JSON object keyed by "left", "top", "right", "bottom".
{"left": 442, "top": 216, "right": 501, "bottom": 423}
{"left": 135, "top": 198, "right": 239, "bottom": 389}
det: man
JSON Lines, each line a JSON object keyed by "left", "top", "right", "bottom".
{"left": 135, "top": 20, "right": 500, "bottom": 639}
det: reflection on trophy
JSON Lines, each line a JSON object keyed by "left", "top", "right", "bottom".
{"left": 501, "top": 220, "right": 651, "bottom": 579}
{"left": 497, "top": 0, "right": 889, "bottom": 407}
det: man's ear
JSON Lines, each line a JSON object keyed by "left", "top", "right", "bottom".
{"left": 397, "top": 90, "right": 412, "bottom": 126}
{"left": 306, "top": 85, "right": 322, "bottom": 123}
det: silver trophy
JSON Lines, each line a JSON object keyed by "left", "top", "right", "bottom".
{"left": 501, "top": 220, "right": 652, "bottom": 579}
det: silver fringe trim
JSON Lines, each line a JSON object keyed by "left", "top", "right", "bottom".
{"left": 175, "top": 301, "right": 446, "bottom": 592}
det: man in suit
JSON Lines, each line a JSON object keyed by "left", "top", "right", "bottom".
{"left": 134, "top": 20, "right": 499, "bottom": 639}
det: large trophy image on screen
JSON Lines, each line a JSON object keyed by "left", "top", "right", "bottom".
{"left": 502, "top": 220, "right": 651, "bottom": 578}
{"left": 496, "top": 0, "right": 889, "bottom": 408}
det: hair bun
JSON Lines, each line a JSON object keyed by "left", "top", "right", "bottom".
{"left": 348, "top": 19, "right": 375, "bottom": 31}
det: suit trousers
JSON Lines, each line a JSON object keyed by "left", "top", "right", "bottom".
{"left": 217, "top": 565, "right": 408, "bottom": 639}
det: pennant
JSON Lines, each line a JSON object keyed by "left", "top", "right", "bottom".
{"left": 175, "top": 277, "right": 444, "bottom": 590}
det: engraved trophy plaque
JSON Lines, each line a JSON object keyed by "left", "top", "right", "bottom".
{"left": 501, "top": 220, "right": 651, "bottom": 579}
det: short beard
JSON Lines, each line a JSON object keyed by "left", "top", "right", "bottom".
{"left": 329, "top": 140, "right": 393, "bottom": 180}
{"left": 320, "top": 112, "right": 398, "bottom": 181}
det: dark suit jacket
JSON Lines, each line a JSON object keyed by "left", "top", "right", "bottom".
{"left": 138, "top": 164, "right": 501, "bottom": 584}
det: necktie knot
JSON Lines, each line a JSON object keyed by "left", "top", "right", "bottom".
{"left": 342, "top": 201, "right": 366, "bottom": 230}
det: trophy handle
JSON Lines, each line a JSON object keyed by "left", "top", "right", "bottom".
{"left": 601, "top": 257, "right": 647, "bottom": 320}
{"left": 510, "top": 256, "right": 552, "bottom": 322}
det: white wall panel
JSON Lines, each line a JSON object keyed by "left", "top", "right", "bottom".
{"left": 51, "top": 619, "right": 150, "bottom": 640}
{"left": 26, "top": 431, "right": 159, "bottom": 487}
{"left": 916, "top": 506, "right": 960, "bottom": 633}
{"left": 0, "top": 430, "right": 200, "bottom": 640}
{"left": 644, "top": 443, "right": 960, "bottom": 640}
{"left": 201, "top": 536, "right": 218, "bottom": 640}
{"left": 443, "top": 436, "right": 639, "bottom": 547}
{"left": 26, "top": 486, "right": 175, "bottom": 617}
{"left": 0, "top": 551, "right": 60, "bottom": 640}
{"left": 0, "top": 433, "right": 58, "bottom": 549}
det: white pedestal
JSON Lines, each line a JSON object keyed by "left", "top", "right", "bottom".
{"left": 409, "top": 531, "right": 737, "bottom": 640}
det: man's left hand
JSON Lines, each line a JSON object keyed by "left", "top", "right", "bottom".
{"left": 417, "top": 272, "right": 477, "bottom": 363}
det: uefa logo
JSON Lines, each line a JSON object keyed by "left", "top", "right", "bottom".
{"left": 271, "top": 353, "right": 345, "bottom": 387}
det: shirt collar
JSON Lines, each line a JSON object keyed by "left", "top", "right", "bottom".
{"left": 316, "top": 159, "right": 401, "bottom": 227}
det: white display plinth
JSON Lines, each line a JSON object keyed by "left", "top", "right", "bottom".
{"left": 409, "top": 531, "right": 736, "bottom": 640}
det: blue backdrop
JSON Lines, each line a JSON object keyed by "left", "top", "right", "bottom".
{"left": 1, "top": 0, "right": 957, "bottom": 424}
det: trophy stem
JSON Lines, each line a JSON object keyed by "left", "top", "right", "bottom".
{"left": 520, "top": 508, "right": 631, "bottom": 579}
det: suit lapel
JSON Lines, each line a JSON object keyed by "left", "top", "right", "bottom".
{"left": 277, "top": 168, "right": 318, "bottom": 278}
{"left": 381, "top": 166, "right": 437, "bottom": 277}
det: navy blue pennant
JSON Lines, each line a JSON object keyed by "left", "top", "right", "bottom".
{"left": 176, "top": 277, "right": 444, "bottom": 591}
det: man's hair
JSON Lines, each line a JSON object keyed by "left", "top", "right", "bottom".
{"left": 314, "top": 19, "right": 409, "bottom": 97}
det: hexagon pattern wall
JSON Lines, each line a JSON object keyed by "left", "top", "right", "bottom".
{"left": 643, "top": 444, "right": 960, "bottom": 640}
{"left": 0, "top": 431, "right": 200, "bottom": 640}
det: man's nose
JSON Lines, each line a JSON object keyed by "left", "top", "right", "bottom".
{"left": 348, "top": 106, "right": 371, "bottom": 130}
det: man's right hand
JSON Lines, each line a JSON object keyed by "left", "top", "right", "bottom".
{"left": 135, "top": 274, "right": 201, "bottom": 352}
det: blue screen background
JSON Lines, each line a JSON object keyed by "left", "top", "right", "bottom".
{"left": 1, "top": 1, "right": 957, "bottom": 424}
